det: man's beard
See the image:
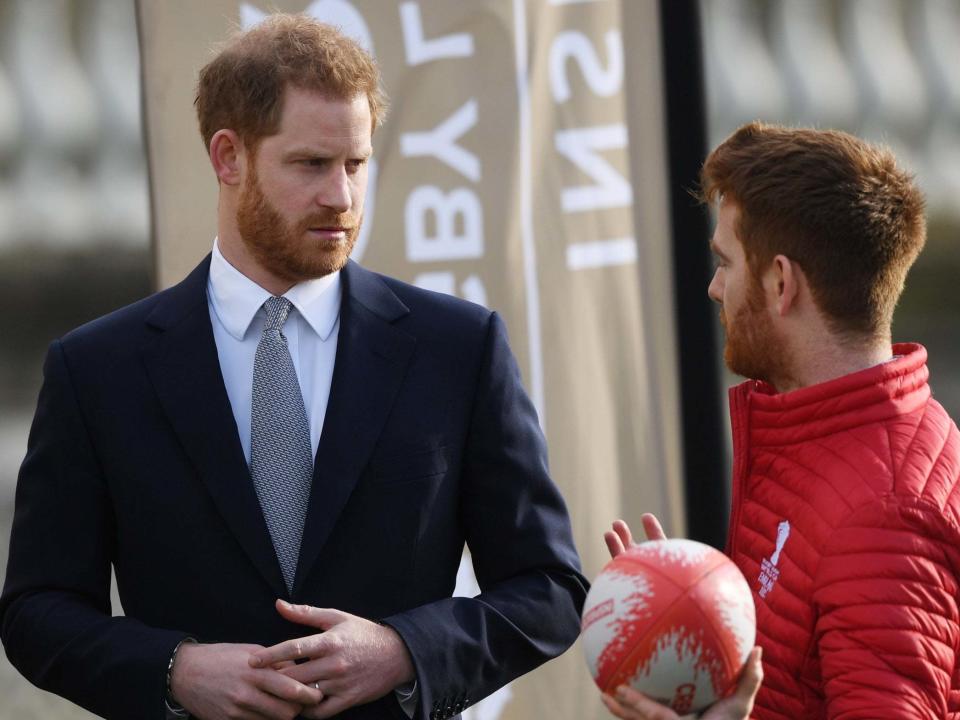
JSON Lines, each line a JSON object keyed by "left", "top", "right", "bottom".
{"left": 236, "top": 164, "right": 360, "bottom": 283}
{"left": 720, "top": 282, "right": 792, "bottom": 388}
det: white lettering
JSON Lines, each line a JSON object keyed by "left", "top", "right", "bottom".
{"left": 405, "top": 186, "right": 484, "bottom": 262}
{"left": 400, "top": 100, "right": 480, "bottom": 183}
{"left": 554, "top": 124, "right": 631, "bottom": 212}
{"left": 549, "top": 30, "right": 623, "bottom": 103}
{"left": 400, "top": 2, "right": 474, "bottom": 65}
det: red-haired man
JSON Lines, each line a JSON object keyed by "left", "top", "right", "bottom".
{"left": 605, "top": 123, "right": 960, "bottom": 720}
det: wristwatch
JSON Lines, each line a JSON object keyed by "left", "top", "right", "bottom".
{"left": 165, "top": 637, "right": 196, "bottom": 719}
{"left": 165, "top": 697, "right": 189, "bottom": 719}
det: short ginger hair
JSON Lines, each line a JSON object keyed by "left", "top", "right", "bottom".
{"left": 700, "top": 122, "right": 926, "bottom": 339}
{"left": 195, "top": 13, "right": 388, "bottom": 152}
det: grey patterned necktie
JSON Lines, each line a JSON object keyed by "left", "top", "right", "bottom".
{"left": 250, "top": 296, "right": 314, "bottom": 593}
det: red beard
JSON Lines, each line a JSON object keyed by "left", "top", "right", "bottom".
{"left": 236, "top": 163, "right": 360, "bottom": 283}
{"left": 720, "top": 282, "right": 792, "bottom": 388}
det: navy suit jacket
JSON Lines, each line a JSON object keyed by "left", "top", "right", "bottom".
{"left": 0, "top": 257, "right": 587, "bottom": 720}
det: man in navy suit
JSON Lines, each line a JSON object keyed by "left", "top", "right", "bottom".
{"left": 0, "top": 15, "right": 587, "bottom": 720}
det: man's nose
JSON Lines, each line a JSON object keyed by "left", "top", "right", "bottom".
{"left": 317, "top": 168, "right": 351, "bottom": 214}
{"left": 707, "top": 272, "right": 722, "bottom": 304}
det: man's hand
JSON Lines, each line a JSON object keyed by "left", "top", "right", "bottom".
{"left": 600, "top": 647, "right": 763, "bottom": 720}
{"left": 604, "top": 514, "right": 667, "bottom": 559}
{"left": 250, "top": 600, "right": 416, "bottom": 719}
{"left": 170, "top": 642, "right": 323, "bottom": 720}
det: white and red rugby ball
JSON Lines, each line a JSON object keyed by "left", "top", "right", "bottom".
{"left": 581, "top": 538, "right": 755, "bottom": 714}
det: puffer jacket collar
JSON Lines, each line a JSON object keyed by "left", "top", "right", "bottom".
{"left": 729, "top": 343, "right": 931, "bottom": 448}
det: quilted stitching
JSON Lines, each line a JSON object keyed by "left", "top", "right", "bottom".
{"left": 727, "top": 344, "right": 960, "bottom": 720}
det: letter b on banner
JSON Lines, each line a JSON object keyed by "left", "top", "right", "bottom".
{"left": 405, "top": 186, "right": 484, "bottom": 262}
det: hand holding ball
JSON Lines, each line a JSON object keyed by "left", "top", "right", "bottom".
{"left": 582, "top": 538, "right": 756, "bottom": 715}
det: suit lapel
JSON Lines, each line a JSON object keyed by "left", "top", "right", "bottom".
{"left": 141, "top": 256, "right": 288, "bottom": 598}
{"left": 294, "top": 261, "right": 415, "bottom": 593}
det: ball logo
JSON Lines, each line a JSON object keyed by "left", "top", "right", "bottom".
{"left": 581, "top": 539, "right": 755, "bottom": 714}
{"left": 672, "top": 683, "right": 697, "bottom": 713}
{"left": 582, "top": 598, "right": 615, "bottom": 630}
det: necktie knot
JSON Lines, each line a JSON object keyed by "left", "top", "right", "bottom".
{"left": 263, "top": 296, "right": 293, "bottom": 332}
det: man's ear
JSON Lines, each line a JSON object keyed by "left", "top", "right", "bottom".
{"left": 208, "top": 129, "right": 246, "bottom": 186}
{"left": 771, "top": 254, "right": 802, "bottom": 316}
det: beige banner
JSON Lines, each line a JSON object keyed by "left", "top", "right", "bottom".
{"left": 138, "top": 1, "right": 683, "bottom": 718}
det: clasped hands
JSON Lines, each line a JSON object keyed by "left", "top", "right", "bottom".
{"left": 600, "top": 515, "right": 763, "bottom": 720}
{"left": 171, "top": 599, "right": 415, "bottom": 720}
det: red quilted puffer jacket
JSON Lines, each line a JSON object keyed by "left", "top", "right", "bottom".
{"left": 726, "top": 343, "right": 960, "bottom": 720}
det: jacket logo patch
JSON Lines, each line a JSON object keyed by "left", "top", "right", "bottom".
{"left": 757, "top": 520, "right": 790, "bottom": 598}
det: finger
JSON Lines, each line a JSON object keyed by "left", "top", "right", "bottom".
{"left": 615, "top": 686, "right": 678, "bottom": 720}
{"left": 274, "top": 600, "right": 349, "bottom": 629}
{"left": 301, "top": 693, "right": 353, "bottom": 719}
{"left": 612, "top": 519, "right": 635, "bottom": 547}
{"left": 604, "top": 530, "right": 627, "bottom": 559}
{"left": 253, "top": 668, "right": 325, "bottom": 707}
{"left": 257, "top": 696, "right": 304, "bottom": 719}
{"left": 276, "top": 657, "right": 344, "bottom": 689}
{"left": 283, "top": 657, "right": 357, "bottom": 698}
{"left": 734, "top": 647, "right": 764, "bottom": 700}
{"left": 601, "top": 692, "right": 657, "bottom": 720}
{"left": 640, "top": 513, "right": 667, "bottom": 541}
{"left": 249, "top": 634, "right": 326, "bottom": 668}
{"left": 601, "top": 693, "right": 630, "bottom": 719}
{"left": 237, "top": 688, "right": 303, "bottom": 720}
{"left": 228, "top": 680, "right": 303, "bottom": 719}
{"left": 300, "top": 704, "right": 326, "bottom": 720}
{"left": 275, "top": 676, "right": 324, "bottom": 707}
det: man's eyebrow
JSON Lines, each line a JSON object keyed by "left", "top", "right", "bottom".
{"left": 709, "top": 239, "right": 729, "bottom": 261}
{"left": 283, "top": 146, "right": 372, "bottom": 160}
{"left": 282, "top": 148, "right": 326, "bottom": 161}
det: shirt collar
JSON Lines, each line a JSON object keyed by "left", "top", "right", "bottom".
{"left": 208, "top": 238, "right": 341, "bottom": 341}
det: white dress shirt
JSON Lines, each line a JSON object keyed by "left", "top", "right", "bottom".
{"left": 207, "top": 239, "right": 340, "bottom": 463}
{"left": 205, "top": 240, "right": 417, "bottom": 717}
